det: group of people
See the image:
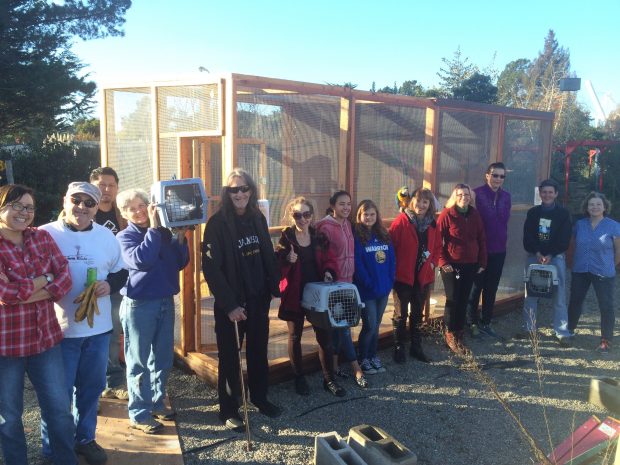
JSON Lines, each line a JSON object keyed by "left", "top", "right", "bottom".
{"left": 1, "top": 162, "right": 618, "bottom": 462}
{"left": 0, "top": 168, "right": 189, "bottom": 465}
{"left": 203, "top": 164, "right": 619, "bottom": 436}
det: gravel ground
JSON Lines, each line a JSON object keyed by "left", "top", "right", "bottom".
{"left": 10, "top": 276, "right": 620, "bottom": 465}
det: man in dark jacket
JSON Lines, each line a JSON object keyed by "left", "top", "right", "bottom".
{"left": 202, "top": 168, "right": 281, "bottom": 432}
{"left": 520, "top": 178, "right": 572, "bottom": 345}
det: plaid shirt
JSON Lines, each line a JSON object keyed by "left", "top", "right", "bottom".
{"left": 0, "top": 228, "right": 72, "bottom": 357}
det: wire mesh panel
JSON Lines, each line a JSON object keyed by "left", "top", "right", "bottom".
{"left": 353, "top": 103, "right": 426, "bottom": 218}
{"left": 104, "top": 88, "right": 153, "bottom": 191}
{"left": 435, "top": 111, "right": 498, "bottom": 205}
{"left": 502, "top": 118, "right": 544, "bottom": 205}
{"left": 236, "top": 88, "right": 341, "bottom": 225}
{"left": 157, "top": 84, "right": 221, "bottom": 181}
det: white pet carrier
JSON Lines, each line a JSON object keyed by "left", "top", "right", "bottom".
{"left": 150, "top": 178, "right": 208, "bottom": 228}
{"left": 301, "top": 282, "right": 364, "bottom": 329}
{"left": 524, "top": 264, "right": 558, "bottom": 298}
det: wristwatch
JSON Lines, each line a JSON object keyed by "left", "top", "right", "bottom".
{"left": 44, "top": 273, "right": 53, "bottom": 283}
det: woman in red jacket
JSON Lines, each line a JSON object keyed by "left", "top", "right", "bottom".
{"left": 276, "top": 197, "right": 345, "bottom": 397}
{"left": 436, "top": 184, "right": 487, "bottom": 354}
{"left": 388, "top": 188, "right": 440, "bottom": 364}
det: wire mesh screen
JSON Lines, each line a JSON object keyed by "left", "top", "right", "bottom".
{"left": 502, "top": 118, "right": 544, "bottom": 205}
{"left": 157, "top": 84, "right": 221, "bottom": 181}
{"left": 435, "top": 111, "right": 498, "bottom": 205}
{"left": 236, "top": 88, "right": 341, "bottom": 225}
{"left": 353, "top": 103, "right": 426, "bottom": 218}
{"left": 104, "top": 88, "right": 153, "bottom": 191}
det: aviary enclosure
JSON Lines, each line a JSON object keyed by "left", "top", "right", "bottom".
{"left": 100, "top": 73, "right": 553, "bottom": 384}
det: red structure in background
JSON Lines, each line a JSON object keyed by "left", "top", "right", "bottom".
{"left": 555, "top": 140, "right": 620, "bottom": 204}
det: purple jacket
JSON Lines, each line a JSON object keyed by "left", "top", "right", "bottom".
{"left": 473, "top": 184, "right": 511, "bottom": 254}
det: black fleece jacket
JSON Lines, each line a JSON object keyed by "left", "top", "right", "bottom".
{"left": 201, "top": 208, "right": 279, "bottom": 317}
{"left": 523, "top": 204, "right": 572, "bottom": 256}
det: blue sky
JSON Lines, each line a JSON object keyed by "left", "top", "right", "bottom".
{"left": 73, "top": 0, "right": 619, "bottom": 121}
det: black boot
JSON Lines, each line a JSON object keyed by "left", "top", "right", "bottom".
{"left": 410, "top": 327, "right": 431, "bottom": 363}
{"left": 392, "top": 324, "right": 406, "bottom": 364}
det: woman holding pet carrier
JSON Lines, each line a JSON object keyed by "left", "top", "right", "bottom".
{"left": 316, "top": 191, "right": 368, "bottom": 388}
{"left": 276, "top": 197, "right": 346, "bottom": 397}
{"left": 202, "top": 168, "right": 282, "bottom": 432}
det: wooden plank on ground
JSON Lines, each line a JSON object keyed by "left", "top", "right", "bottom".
{"left": 94, "top": 398, "right": 183, "bottom": 465}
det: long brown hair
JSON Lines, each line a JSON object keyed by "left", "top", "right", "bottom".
{"left": 409, "top": 188, "right": 437, "bottom": 218}
{"left": 282, "top": 196, "right": 315, "bottom": 226}
{"left": 354, "top": 199, "right": 390, "bottom": 245}
{"left": 219, "top": 168, "right": 260, "bottom": 216}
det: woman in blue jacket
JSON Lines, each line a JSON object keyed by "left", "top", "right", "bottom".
{"left": 116, "top": 189, "right": 190, "bottom": 434}
{"left": 353, "top": 200, "right": 395, "bottom": 375}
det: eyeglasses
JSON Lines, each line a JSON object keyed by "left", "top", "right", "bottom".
{"left": 491, "top": 173, "right": 506, "bottom": 179}
{"left": 456, "top": 193, "right": 471, "bottom": 198}
{"left": 292, "top": 211, "right": 312, "bottom": 220}
{"left": 8, "top": 202, "right": 36, "bottom": 213}
{"left": 226, "top": 185, "right": 251, "bottom": 194}
{"left": 70, "top": 197, "right": 97, "bottom": 208}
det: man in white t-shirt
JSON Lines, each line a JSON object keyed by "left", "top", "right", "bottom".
{"left": 40, "top": 182, "right": 126, "bottom": 465}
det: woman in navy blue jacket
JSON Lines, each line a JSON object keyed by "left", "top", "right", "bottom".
{"left": 353, "top": 200, "right": 395, "bottom": 375}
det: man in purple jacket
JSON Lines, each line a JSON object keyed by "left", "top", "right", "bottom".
{"left": 466, "top": 162, "right": 511, "bottom": 338}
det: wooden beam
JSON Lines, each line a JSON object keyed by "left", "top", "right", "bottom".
{"left": 99, "top": 88, "right": 109, "bottom": 166}
{"left": 151, "top": 86, "right": 160, "bottom": 182}
{"left": 338, "top": 97, "right": 350, "bottom": 190}
{"left": 423, "top": 107, "right": 435, "bottom": 190}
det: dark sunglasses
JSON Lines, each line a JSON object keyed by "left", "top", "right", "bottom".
{"left": 70, "top": 196, "right": 97, "bottom": 208}
{"left": 491, "top": 173, "right": 506, "bottom": 179}
{"left": 292, "top": 211, "right": 312, "bottom": 220}
{"left": 226, "top": 185, "right": 251, "bottom": 194}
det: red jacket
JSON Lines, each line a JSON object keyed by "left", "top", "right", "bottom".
{"left": 275, "top": 226, "right": 338, "bottom": 321}
{"left": 436, "top": 206, "right": 487, "bottom": 268}
{"left": 388, "top": 213, "right": 440, "bottom": 287}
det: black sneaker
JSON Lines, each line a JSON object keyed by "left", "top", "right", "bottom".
{"left": 75, "top": 440, "right": 107, "bottom": 465}
{"left": 294, "top": 375, "right": 310, "bottom": 396}
{"left": 323, "top": 379, "right": 346, "bottom": 397}
{"left": 253, "top": 399, "right": 282, "bottom": 418}
{"left": 479, "top": 323, "right": 501, "bottom": 339}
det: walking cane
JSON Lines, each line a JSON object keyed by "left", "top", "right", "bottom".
{"left": 233, "top": 320, "right": 252, "bottom": 451}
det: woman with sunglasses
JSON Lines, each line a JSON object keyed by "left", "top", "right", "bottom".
{"left": 0, "top": 184, "right": 77, "bottom": 465}
{"left": 202, "top": 168, "right": 282, "bottom": 431}
{"left": 353, "top": 200, "right": 395, "bottom": 375}
{"left": 316, "top": 191, "right": 368, "bottom": 388}
{"left": 437, "top": 184, "right": 487, "bottom": 354}
{"left": 276, "top": 197, "right": 345, "bottom": 397}
{"left": 466, "top": 162, "right": 511, "bottom": 339}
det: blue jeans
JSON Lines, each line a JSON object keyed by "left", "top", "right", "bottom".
{"left": 333, "top": 327, "right": 357, "bottom": 364}
{"left": 568, "top": 272, "right": 615, "bottom": 341}
{"left": 0, "top": 345, "right": 77, "bottom": 465}
{"left": 107, "top": 292, "right": 126, "bottom": 388}
{"left": 523, "top": 254, "right": 570, "bottom": 337}
{"left": 121, "top": 296, "right": 174, "bottom": 423}
{"left": 42, "top": 332, "right": 110, "bottom": 454}
{"left": 358, "top": 295, "right": 389, "bottom": 360}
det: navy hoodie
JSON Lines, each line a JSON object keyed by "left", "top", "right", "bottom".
{"left": 353, "top": 233, "right": 396, "bottom": 301}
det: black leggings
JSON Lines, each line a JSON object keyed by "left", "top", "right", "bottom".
{"left": 287, "top": 318, "right": 334, "bottom": 381}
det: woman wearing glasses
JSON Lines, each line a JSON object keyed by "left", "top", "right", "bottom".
{"left": 202, "top": 168, "right": 281, "bottom": 431}
{"left": 0, "top": 184, "right": 77, "bottom": 465}
{"left": 276, "top": 197, "right": 345, "bottom": 397}
{"left": 116, "top": 189, "right": 189, "bottom": 434}
{"left": 466, "top": 163, "right": 511, "bottom": 339}
{"left": 437, "top": 184, "right": 487, "bottom": 354}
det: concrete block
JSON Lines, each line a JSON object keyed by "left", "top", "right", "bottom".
{"left": 347, "top": 424, "right": 417, "bottom": 465}
{"left": 314, "top": 431, "right": 367, "bottom": 465}
{"left": 589, "top": 378, "right": 620, "bottom": 415}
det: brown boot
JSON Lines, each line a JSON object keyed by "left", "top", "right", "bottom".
{"left": 445, "top": 331, "right": 461, "bottom": 354}
{"left": 455, "top": 330, "right": 469, "bottom": 354}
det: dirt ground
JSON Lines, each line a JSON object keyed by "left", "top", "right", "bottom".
{"left": 9, "top": 276, "right": 620, "bottom": 465}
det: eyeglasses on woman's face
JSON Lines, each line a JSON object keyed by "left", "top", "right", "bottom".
{"left": 292, "top": 211, "right": 312, "bottom": 220}
{"left": 6, "top": 202, "right": 36, "bottom": 213}
{"left": 226, "top": 185, "right": 251, "bottom": 194}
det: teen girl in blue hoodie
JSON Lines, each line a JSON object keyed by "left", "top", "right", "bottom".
{"left": 353, "top": 200, "right": 395, "bottom": 375}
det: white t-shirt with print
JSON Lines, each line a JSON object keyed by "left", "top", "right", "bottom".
{"left": 40, "top": 221, "right": 125, "bottom": 338}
